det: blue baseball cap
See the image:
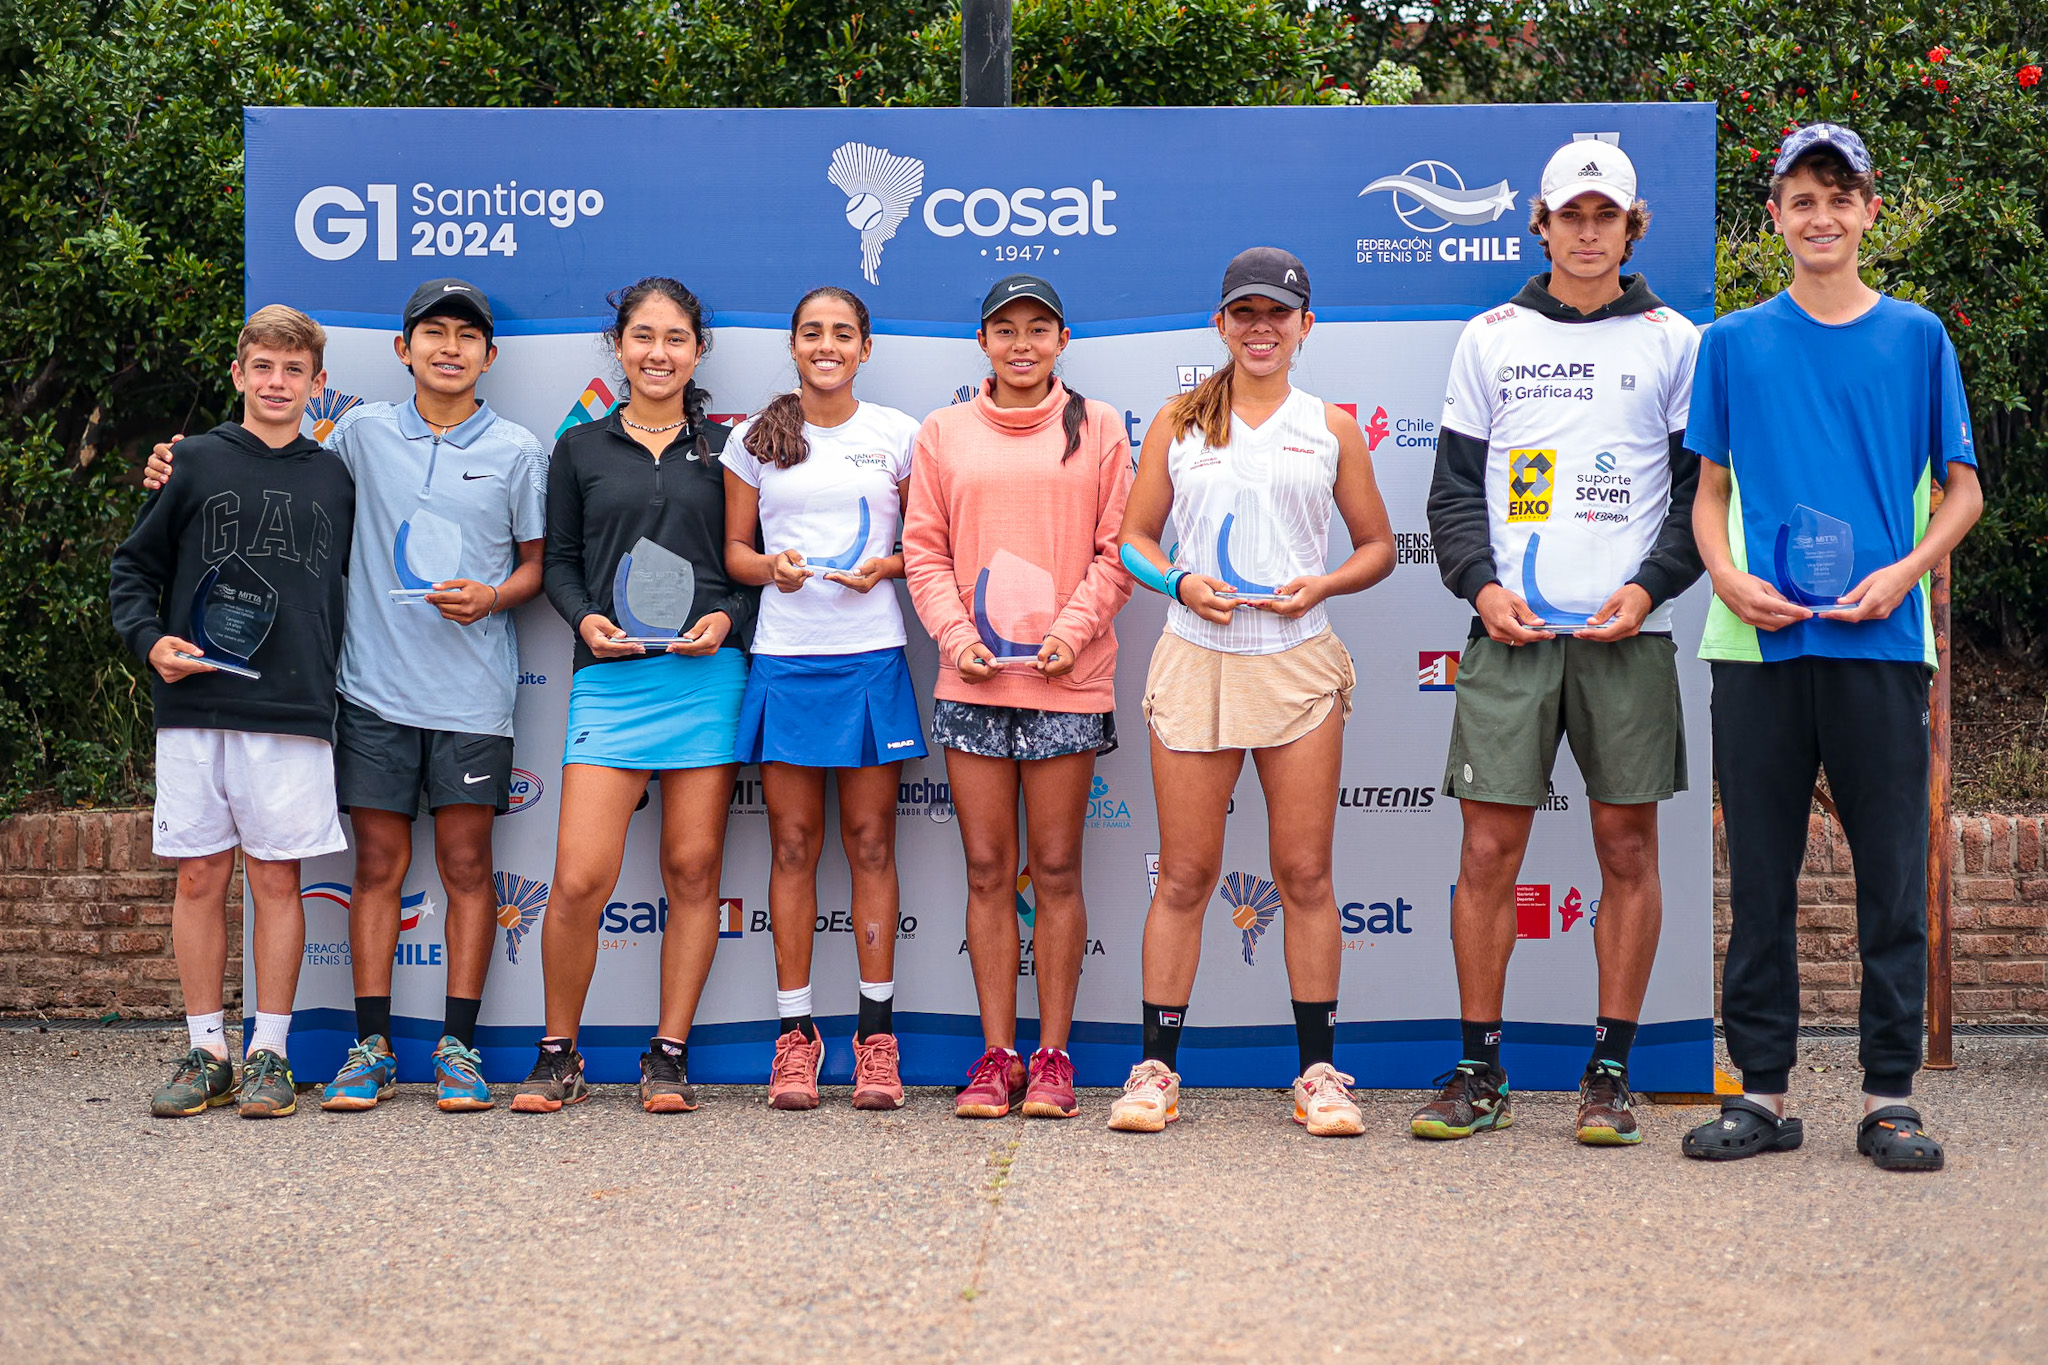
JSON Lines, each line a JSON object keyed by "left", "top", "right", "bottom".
{"left": 1773, "top": 123, "right": 1873, "bottom": 177}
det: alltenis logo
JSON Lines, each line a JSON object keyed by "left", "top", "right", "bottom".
{"left": 829, "top": 142, "right": 926, "bottom": 285}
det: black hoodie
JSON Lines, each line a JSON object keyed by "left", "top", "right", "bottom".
{"left": 1426, "top": 273, "right": 1704, "bottom": 623}
{"left": 109, "top": 421, "right": 355, "bottom": 739}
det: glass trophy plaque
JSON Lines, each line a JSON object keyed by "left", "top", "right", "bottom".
{"left": 1773, "top": 504, "right": 1855, "bottom": 607}
{"left": 807, "top": 495, "right": 872, "bottom": 574}
{"left": 175, "top": 552, "right": 277, "bottom": 679}
{"left": 1520, "top": 531, "right": 1619, "bottom": 634}
{"left": 390, "top": 508, "right": 463, "bottom": 604}
{"left": 610, "top": 537, "right": 697, "bottom": 648}
{"left": 1213, "top": 511, "right": 1292, "bottom": 603}
{"left": 973, "top": 549, "right": 1056, "bottom": 669}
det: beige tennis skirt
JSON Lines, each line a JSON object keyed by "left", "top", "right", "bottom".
{"left": 1142, "top": 627, "right": 1356, "bottom": 753}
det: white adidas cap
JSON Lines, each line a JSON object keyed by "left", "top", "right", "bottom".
{"left": 1540, "top": 140, "right": 1639, "bottom": 211}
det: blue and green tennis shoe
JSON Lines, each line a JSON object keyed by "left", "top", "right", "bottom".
{"left": 320, "top": 1035, "right": 397, "bottom": 1111}
{"left": 432, "top": 1035, "right": 494, "bottom": 1112}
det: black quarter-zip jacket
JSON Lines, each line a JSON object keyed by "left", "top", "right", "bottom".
{"left": 543, "top": 409, "right": 760, "bottom": 671}
{"left": 108, "top": 420, "right": 355, "bottom": 739}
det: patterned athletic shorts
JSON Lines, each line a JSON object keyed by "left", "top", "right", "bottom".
{"left": 930, "top": 700, "right": 1118, "bottom": 761}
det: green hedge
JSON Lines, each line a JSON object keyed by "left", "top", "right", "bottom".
{"left": 4, "top": 0, "right": 2043, "bottom": 806}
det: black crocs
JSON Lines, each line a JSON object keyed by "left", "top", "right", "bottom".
{"left": 1681, "top": 1096, "right": 1805, "bottom": 1161}
{"left": 1858, "top": 1105, "right": 1945, "bottom": 1172}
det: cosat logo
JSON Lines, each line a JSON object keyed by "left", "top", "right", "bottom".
{"left": 494, "top": 872, "right": 548, "bottom": 964}
{"left": 828, "top": 143, "right": 926, "bottom": 285}
{"left": 556, "top": 377, "right": 616, "bottom": 439}
{"left": 303, "top": 388, "right": 362, "bottom": 444}
{"left": 1356, "top": 160, "right": 1523, "bottom": 265}
{"left": 1086, "top": 774, "right": 1132, "bottom": 830}
{"left": 1418, "top": 650, "right": 1460, "bottom": 691}
{"left": 1339, "top": 894, "right": 1418, "bottom": 946}
{"left": 1221, "top": 871, "right": 1282, "bottom": 966}
{"left": 951, "top": 382, "right": 980, "bottom": 405}
{"left": 505, "top": 767, "right": 545, "bottom": 816}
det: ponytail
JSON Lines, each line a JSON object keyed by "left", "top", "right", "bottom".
{"left": 1161, "top": 361, "right": 1237, "bottom": 450}
{"left": 684, "top": 379, "right": 712, "bottom": 462}
{"left": 743, "top": 390, "right": 809, "bottom": 469}
{"left": 1059, "top": 384, "right": 1088, "bottom": 463}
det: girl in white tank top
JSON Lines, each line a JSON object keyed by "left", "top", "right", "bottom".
{"left": 1110, "top": 247, "right": 1396, "bottom": 1138}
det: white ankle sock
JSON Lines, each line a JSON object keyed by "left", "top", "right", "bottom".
{"left": 248, "top": 1011, "right": 292, "bottom": 1059}
{"left": 1743, "top": 1091, "right": 1785, "bottom": 1117}
{"left": 858, "top": 978, "right": 894, "bottom": 1002}
{"left": 776, "top": 984, "right": 813, "bottom": 1019}
{"left": 187, "top": 1010, "right": 226, "bottom": 1059}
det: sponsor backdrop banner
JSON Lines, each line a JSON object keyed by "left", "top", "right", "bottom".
{"left": 246, "top": 104, "right": 1717, "bottom": 1092}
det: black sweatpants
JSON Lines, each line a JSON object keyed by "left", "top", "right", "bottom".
{"left": 1711, "top": 658, "right": 1930, "bottom": 1097}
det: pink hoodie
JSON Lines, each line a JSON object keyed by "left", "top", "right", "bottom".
{"left": 904, "top": 380, "right": 1134, "bottom": 713}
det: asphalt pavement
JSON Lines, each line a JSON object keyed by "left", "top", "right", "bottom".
{"left": 1, "top": 1028, "right": 2042, "bottom": 1363}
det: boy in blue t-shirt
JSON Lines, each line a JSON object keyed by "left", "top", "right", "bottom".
{"left": 1683, "top": 124, "right": 1982, "bottom": 1171}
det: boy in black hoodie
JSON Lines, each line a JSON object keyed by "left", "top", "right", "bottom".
{"left": 1416, "top": 139, "right": 1704, "bottom": 1148}
{"left": 109, "top": 305, "right": 355, "bottom": 1120}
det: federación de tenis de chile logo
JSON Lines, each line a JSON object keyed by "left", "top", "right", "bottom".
{"left": 1359, "top": 161, "right": 1517, "bottom": 231}
{"left": 829, "top": 142, "right": 925, "bottom": 286}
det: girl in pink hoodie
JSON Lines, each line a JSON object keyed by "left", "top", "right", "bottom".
{"left": 902, "top": 275, "right": 1134, "bottom": 1121}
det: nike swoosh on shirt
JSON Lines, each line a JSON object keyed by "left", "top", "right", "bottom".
{"left": 461, "top": 472, "right": 491, "bottom": 481}
{"left": 462, "top": 773, "right": 489, "bottom": 784}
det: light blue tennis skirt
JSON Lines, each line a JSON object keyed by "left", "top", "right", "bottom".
{"left": 735, "top": 646, "right": 928, "bottom": 768}
{"left": 563, "top": 649, "right": 748, "bottom": 770}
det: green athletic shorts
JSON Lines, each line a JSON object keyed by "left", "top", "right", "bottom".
{"left": 1441, "top": 630, "right": 1686, "bottom": 807}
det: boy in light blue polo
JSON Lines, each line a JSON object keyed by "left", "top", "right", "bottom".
{"left": 149, "top": 279, "right": 547, "bottom": 1112}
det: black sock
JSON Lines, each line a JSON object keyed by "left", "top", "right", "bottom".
{"left": 781, "top": 1015, "right": 817, "bottom": 1042}
{"left": 355, "top": 995, "right": 392, "bottom": 1045}
{"left": 1291, "top": 999, "right": 1338, "bottom": 1075}
{"left": 1461, "top": 1019, "right": 1503, "bottom": 1070}
{"left": 443, "top": 996, "right": 482, "bottom": 1050}
{"left": 1142, "top": 1000, "right": 1187, "bottom": 1070}
{"left": 856, "top": 995, "right": 893, "bottom": 1042}
{"left": 653, "top": 1036, "right": 686, "bottom": 1071}
{"left": 1590, "top": 1016, "right": 1637, "bottom": 1071}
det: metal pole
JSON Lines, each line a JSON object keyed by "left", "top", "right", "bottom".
{"left": 961, "top": 0, "right": 1013, "bottom": 107}
{"left": 1926, "top": 527, "right": 1955, "bottom": 1069}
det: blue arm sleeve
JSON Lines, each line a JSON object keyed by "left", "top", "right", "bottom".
{"left": 1120, "top": 541, "right": 1177, "bottom": 598}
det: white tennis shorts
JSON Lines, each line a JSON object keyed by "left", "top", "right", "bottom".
{"left": 152, "top": 728, "right": 347, "bottom": 861}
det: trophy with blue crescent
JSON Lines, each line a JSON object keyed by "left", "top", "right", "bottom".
{"left": 973, "top": 548, "right": 1056, "bottom": 669}
{"left": 173, "top": 552, "right": 277, "bottom": 679}
{"left": 1213, "top": 512, "right": 1293, "bottom": 603}
{"left": 1520, "top": 531, "right": 1624, "bottom": 634}
{"left": 389, "top": 508, "right": 464, "bottom": 604}
{"left": 1772, "top": 504, "right": 1855, "bottom": 608}
{"left": 807, "top": 496, "right": 872, "bottom": 576}
{"left": 610, "top": 537, "right": 697, "bottom": 648}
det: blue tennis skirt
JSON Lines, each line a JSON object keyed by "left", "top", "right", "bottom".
{"left": 735, "top": 646, "right": 929, "bottom": 768}
{"left": 563, "top": 649, "right": 748, "bottom": 770}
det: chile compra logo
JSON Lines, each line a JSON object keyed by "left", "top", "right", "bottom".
{"left": 1221, "top": 871, "right": 1282, "bottom": 965}
{"left": 495, "top": 872, "right": 548, "bottom": 964}
{"left": 301, "top": 882, "right": 435, "bottom": 931}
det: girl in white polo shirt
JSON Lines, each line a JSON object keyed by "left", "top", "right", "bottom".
{"left": 722, "top": 286, "right": 925, "bottom": 1113}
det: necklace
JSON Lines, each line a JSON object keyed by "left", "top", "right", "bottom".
{"left": 621, "top": 411, "right": 687, "bottom": 434}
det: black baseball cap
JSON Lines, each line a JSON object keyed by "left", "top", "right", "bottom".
{"left": 980, "top": 274, "right": 1064, "bottom": 322}
{"left": 402, "top": 278, "right": 494, "bottom": 341}
{"left": 1219, "top": 247, "right": 1310, "bottom": 310}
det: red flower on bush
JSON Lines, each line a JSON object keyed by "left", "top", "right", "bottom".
{"left": 2021, "top": 65, "right": 2043, "bottom": 88}
{"left": 1929, "top": 45, "right": 1950, "bottom": 63}
{"left": 1935, "top": 78, "right": 1950, "bottom": 93}
{"left": 1954, "top": 307, "right": 1973, "bottom": 327}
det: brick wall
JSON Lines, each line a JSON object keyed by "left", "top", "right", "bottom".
{"left": 0, "top": 810, "right": 241, "bottom": 1017}
{"left": 1, "top": 807, "right": 2043, "bottom": 1023}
